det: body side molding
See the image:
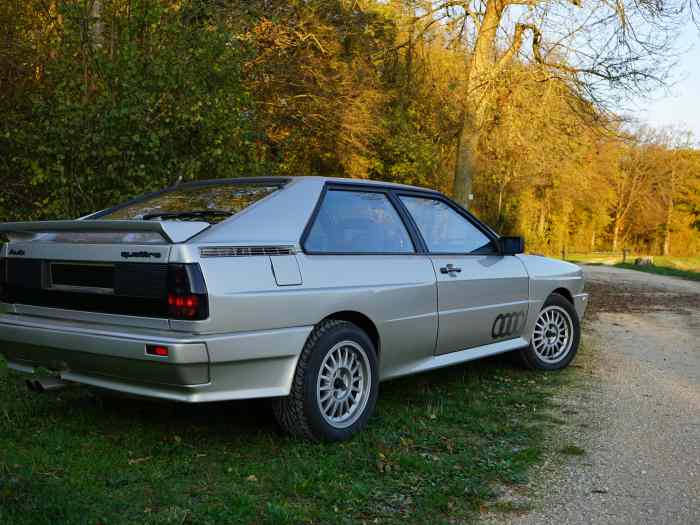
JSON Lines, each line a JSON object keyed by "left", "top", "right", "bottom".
{"left": 381, "top": 337, "right": 528, "bottom": 381}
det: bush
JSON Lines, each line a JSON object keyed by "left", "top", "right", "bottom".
{"left": 0, "top": 0, "right": 263, "bottom": 221}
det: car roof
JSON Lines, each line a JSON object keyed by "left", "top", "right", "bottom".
{"left": 178, "top": 176, "right": 441, "bottom": 195}
{"left": 188, "top": 176, "right": 444, "bottom": 246}
{"left": 291, "top": 176, "right": 441, "bottom": 194}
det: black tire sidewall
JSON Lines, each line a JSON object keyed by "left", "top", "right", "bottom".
{"left": 301, "top": 323, "right": 379, "bottom": 442}
{"left": 523, "top": 294, "right": 581, "bottom": 371}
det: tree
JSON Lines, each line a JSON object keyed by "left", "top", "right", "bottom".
{"left": 652, "top": 131, "right": 700, "bottom": 255}
{"left": 231, "top": 1, "right": 398, "bottom": 178}
{"left": 411, "top": 0, "right": 689, "bottom": 208}
{"left": 0, "top": 0, "right": 261, "bottom": 220}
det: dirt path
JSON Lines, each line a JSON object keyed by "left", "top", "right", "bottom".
{"left": 490, "top": 265, "right": 700, "bottom": 524}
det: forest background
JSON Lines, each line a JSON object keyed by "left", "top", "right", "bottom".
{"left": 2, "top": 0, "right": 699, "bottom": 256}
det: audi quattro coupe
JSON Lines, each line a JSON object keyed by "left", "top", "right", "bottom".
{"left": 0, "top": 177, "right": 588, "bottom": 441}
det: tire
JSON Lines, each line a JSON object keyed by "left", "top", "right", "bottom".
{"left": 519, "top": 293, "right": 581, "bottom": 371}
{"left": 272, "top": 320, "right": 379, "bottom": 442}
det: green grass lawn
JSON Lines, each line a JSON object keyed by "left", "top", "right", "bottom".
{"left": 567, "top": 254, "right": 700, "bottom": 282}
{"left": 0, "top": 353, "right": 584, "bottom": 525}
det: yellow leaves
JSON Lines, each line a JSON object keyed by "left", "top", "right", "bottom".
{"left": 376, "top": 452, "right": 393, "bottom": 473}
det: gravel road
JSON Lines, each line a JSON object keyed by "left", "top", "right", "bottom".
{"left": 488, "top": 265, "right": 700, "bottom": 524}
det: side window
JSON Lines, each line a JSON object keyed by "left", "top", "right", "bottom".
{"left": 305, "top": 190, "right": 414, "bottom": 254}
{"left": 400, "top": 196, "right": 494, "bottom": 254}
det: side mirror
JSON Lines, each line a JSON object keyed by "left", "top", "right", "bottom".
{"left": 498, "top": 236, "right": 524, "bottom": 255}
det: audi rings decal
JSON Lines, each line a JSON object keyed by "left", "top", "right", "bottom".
{"left": 492, "top": 311, "right": 526, "bottom": 339}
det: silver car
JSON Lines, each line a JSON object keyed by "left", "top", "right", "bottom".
{"left": 0, "top": 177, "right": 588, "bottom": 441}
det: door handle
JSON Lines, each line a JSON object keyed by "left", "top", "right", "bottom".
{"left": 440, "top": 264, "right": 462, "bottom": 275}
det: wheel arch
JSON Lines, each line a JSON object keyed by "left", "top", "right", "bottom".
{"left": 551, "top": 287, "right": 574, "bottom": 305}
{"left": 320, "top": 311, "right": 380, "bottom": 357}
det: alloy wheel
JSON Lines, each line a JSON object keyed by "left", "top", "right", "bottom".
{"left": 532, "top": 305, "right": 574, "bottom": 364}
{"left": 316, "top": 340, "right": 372, "bottom": 429}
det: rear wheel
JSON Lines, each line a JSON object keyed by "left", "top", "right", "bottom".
{"left": 273, "top": 320, "right": 379, "bottom": 442}
{"left": 519, "top": 293, "right": 580, "bottom": 370}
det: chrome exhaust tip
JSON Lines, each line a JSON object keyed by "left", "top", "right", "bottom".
{"left": 26, "top": 377, "right": 69, "bottom": 393}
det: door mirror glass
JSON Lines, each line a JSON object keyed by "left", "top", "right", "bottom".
{"left": 498, "top": 236, "right": 524, "bottom": 255}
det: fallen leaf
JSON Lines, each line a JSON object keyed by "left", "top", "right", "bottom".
{"left": 128, "top": 457, "right": 152, "bottom": 465}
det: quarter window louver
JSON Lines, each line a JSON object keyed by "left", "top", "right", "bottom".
{"left": 200, "top": 246, "right": 296, "bottom": 258}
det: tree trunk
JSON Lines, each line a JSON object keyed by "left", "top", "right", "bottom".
{"left": 452, "top": 0, "right": 504, "bottom": 208}
{"left": 497, "top": 182, "right": 505, "bottom": 220}
{"left": 612, "top": 218, "right": 621, "bottom": 252}
{"left": 90, "top": 0, "right": 104, "bottom": 49}
{"left": 537, "top": 200, "right": 547, "bottom": 237}
{"left": 662, "top": 196, "right": 673, "bottom": 256}
{"left": 662, "top": 169, "right": 676, "bottom": 256}
{"left": 453, "top": 120, "right": 477, "bottom": 206}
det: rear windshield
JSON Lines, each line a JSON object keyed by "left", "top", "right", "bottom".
{"left": 97, "top": 183, "right": 282, "bottom": 223}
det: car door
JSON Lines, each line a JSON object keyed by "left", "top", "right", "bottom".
{"left": 398, "top": 194, "right": 530, "bottom": 355}
{"left": 299, "top": 186, "right": 439, "bottom": 378}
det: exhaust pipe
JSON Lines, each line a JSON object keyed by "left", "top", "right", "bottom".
{"left": 25, "top": 376, "right": 69, "bottom": 393}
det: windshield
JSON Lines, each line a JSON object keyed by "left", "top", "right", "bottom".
{"left": 97, "top": 183, "right": 282, "bottom": 223}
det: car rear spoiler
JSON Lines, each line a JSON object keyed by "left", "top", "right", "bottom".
{"left": 0, "top": 220, "right": 210, "bottom": 243}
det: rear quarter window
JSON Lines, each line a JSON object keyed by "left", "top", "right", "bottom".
{"left": 305, "top": 190, "right": 414, "bottom": 254}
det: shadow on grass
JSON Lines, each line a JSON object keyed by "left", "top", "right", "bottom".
{"left": 62, "top": 353, "right": 520, "bottom": 440}
{"left": 0, "top": 352, "right": 570, "bottom": 525}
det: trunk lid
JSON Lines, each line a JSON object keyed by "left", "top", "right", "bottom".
{"left": 0, "top": 220, "right": 209, "bottom": 326}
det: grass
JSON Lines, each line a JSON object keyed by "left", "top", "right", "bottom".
{"left": 566, "top": 254, "right": 700, "bottom": 282}
{"left": 0, "top": 354, "right": 581, "bottom": 525}
{"left": 558, "top": 445, "right": 586, "bottom": 456}
{"left": 613, "top": 262, "right": 700, "bottom": 282}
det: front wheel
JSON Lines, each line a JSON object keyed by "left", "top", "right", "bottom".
{"left": 273, "top": 320, "right": 379, "bottom": 442}
{"left": 519, "top": 293, "right": 581, "bottom": 370}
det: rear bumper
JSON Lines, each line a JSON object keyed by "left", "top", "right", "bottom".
{"left": 573, "top": 293, "right": 589, "bottom": 320}
{"left": 0, "top": 313, "right": 312, "bottom": 402}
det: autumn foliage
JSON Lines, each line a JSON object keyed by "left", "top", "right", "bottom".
{"left": 1, "top": 0, "right": 698, "bottom": 256}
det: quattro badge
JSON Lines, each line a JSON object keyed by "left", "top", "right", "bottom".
{"left": 121, "top": 251, "right": 162, "bottom": 259}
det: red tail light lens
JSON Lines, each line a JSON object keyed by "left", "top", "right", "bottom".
{"left": 168, "top": 293, "right": 200, "bottom": 318}
{"left": 166, "top": 264, "right": 208, "bottom": 320}
{"left": 146, "top": 344, "right": 170, "bottom": 357}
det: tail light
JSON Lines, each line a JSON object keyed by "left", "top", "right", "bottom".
{"left": 146, "top": 344, "right": 170, "bottom": 357}
{"left": 167, "top": 264, "right": 209, "bottom": 320}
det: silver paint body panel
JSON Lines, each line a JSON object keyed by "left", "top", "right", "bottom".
{"left": 0, "top": 177, "right": 588, "bottom": 402}
{"left": 430, "top": 254, "right": 529, "bottom": 354}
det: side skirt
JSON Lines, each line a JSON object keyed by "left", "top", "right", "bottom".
{"left": 380, "top": 337, "right": 529, "bottom": 381}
